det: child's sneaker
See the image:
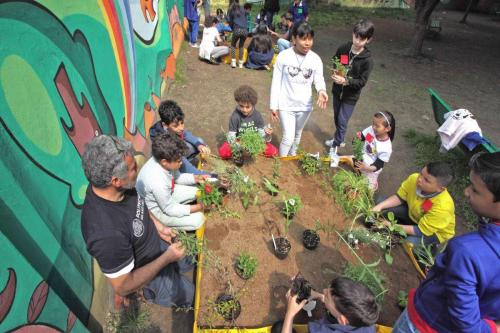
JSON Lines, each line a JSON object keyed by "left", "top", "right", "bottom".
{"left": 189, "top": 42, "right": 199, "bottom": 48}
{"left": 324, "top": 139, "right": 346, "bottom": 148}
{"left": 231, "top": 59, "right": 236, "bottom": 68}
{"left": 238, "top": 60, "right": 244, "bottom": 69}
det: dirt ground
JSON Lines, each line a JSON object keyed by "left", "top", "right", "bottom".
{"left": 148, "top": 10, "right": 500, "bottom": 333}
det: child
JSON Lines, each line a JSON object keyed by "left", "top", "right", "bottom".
{"left": 244, "top": 3, "right": 253, "bottom": 32}
{"left": 245, "top": 23, "right": 274, "bottom": 70}
{"left": 354, "top": 111, "right": 396, "bottom": 191}
{"left": 136, "top": 132, "right": 209, "bottom": 231}
{"left": 215, "top": 8, "right": 232, "bottom": 39}
{"left": 325, "top": 19, "right": 374, "bottom": 149}
{"left": 219, "top": 85, "right": 278, "bottom": 158}
{"left": 199, "top": 16, "right": 229, "bottom": 64}
{"left": 149, "top": 100, "right": 211, "bottom": 175}
{"left": 288, "top": 0, "right": 308, "bottom": 24}
{"left": 255, "top": 9, "right": 268, "bottom": 30}
{"left": 372, "top": 161, "right": 456, "bottom": 246}
{"left": 263, "top": 0, "right": 280, "bottom": 29}
{"left": 393, "top": 152, "right": 500, "bottom": 333}
{"left": 280, "top": 277, "right": 379, "bottom": 333}
{"left": 184, "top": 0, "right": 200, "bottom": 47}
{"left": 269, "top": 12, "right": 294, "bottom": 53}
{"left": 228, "top": 0, "right": 249, "bottom": 68}
{"left": 270, "top": 21, "right": 328, "bottom": 157}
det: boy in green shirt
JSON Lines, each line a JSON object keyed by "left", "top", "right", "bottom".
{"left": 372, "top": 162, "right": 455, "bottom": 245}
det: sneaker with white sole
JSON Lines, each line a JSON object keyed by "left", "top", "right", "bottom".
{"left": 231, "top": 59, "right": 236, "bottom": 68}
{"left": 189, "top": 42, "right": 199, "bottom": 48}
{"left": 324, "top": 139, "right": 346, "bottom": 148}
{"left": 238, "top": 60, "right": 244, "bottom": 69}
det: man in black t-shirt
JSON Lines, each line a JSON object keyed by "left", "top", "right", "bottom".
{"left": 81, "top": 135, "right": 194, "bottom": 307}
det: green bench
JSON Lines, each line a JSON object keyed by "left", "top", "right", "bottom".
{"left": 428, "top": 88, "right": 499, "bottom": 154}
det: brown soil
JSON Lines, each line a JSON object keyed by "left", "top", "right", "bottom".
{"left": 196, "top": 156, "right": 420, "bottom": 328}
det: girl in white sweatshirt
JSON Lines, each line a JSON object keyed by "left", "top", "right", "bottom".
{"left": 270, "top": 21, "right": 328, "bottom": 157}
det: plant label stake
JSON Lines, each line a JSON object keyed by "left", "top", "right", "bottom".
{"left": 302, "top": 300, "right": 316, "bottom": 317}
{"left": 271, "top": 234, "right": 277, "bottom": 251}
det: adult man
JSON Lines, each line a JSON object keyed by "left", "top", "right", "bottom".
{"left": 81, "top": 135, "right": 194, "bottom": 307}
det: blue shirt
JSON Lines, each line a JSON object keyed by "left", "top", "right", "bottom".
{"left": 289, "top": 0, "right": 308, "bottom": 24}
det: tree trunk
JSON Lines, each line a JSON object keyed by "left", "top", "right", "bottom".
{"left": 406, "top": 0, "right": 440, "bottom": 56}
{"left": 460, "top": 0, "right": 476, "bottom": 23}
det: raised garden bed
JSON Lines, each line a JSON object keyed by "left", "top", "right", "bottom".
{"left": 193, "top": 156, "right": 420, "bottom": 330}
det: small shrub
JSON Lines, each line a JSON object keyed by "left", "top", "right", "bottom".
{"left": 198, "top": 181, "right": 223, "bottom": 208}
{"left": 281, "top": 194, "right": 302, "bottom": 222}
{"left": 352, "top": 136, "right": 364, "bottom": 162}
{"left": 262, "top": 176, "right": 279, "bottom": 196}
{"left": 235, "top": 252, "right": 258, "bottom": 279}
{"left": 226, "top": 167, "right": 259, "bottom": 209}
{"left": 398, "top": 290, "right": 408, "bottom": 309}
{"left": 330, "top": 56, "right": 349, "bottom": 77}
{"left": 300, "top": 153, "right": 321, "bottom": 175}
{"left": 343, "top": 261, "right": 386, "bottom": 304}
{"left": 331, "top": 169, "right": 372, "bottom": 216}
{"left": 239, "top": 128, "right": 265, "bottom": 157}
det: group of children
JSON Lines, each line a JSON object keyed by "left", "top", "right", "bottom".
{"left": 135, "top": 10, "right": 500, "bottom": 333}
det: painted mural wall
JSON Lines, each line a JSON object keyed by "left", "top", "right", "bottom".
{"left": 0, "top": 0, "right": 186, "bottom": 331}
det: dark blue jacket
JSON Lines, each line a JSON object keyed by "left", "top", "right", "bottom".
{"left": 184, "top": 0, "right": 199, "bottom": 21}
{"left": 412, "top": 222, "right": 500, "bottom": 333}
{"left": 289, "top": 0, "right": 308, "bottom": 24}
{"left": 245, "top": 48, "right": 274, "bottom": 69}
{"left": 308, "top": 318, "right": 376, "bottom": 333}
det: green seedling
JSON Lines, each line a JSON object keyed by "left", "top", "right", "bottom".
{"left": 413, "top": 238, "right": 436, "bottom": 273}
{"left": 281, "top": 194, "right": 302, "bottom": 222}
{"left": 239, "top": 128, "right": 265, "bottom": 157}
{"left": 235, "top": 252, "right": 258, "bottom": 279}
{"left": 352, "top": 136, "right": 364, "bottom": 162}
{"left": 262, "top": 176, "right": 279, "bottom": 196}
{"left": 398, "top": 290, "right": 408, "bottom": 309}
{"left": 331, "top": 56, "right": 349, "bottom": 77}
{"left": 300, "top": 153, "right": 321, "bottom": 175}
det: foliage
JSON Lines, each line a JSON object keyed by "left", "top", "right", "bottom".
{"left": 331, "top": 56, "right": 349, "bottom": 78}
{"left": 174, "top": 229, "right": 209, "bottom": 264}
{"left": 173, "top": 45, "right": 186, "bottom": 84}
{"left": 228, "top": 136, "right": 243, "bottom": 162}
{"left": 262, "top": 176, "right": 280, "bottom": 196}
{"left": 235, "top": 252, "right": 258, "bottom": 279}
{"left": 331, "top": 169, "right": 373, "bottom": 216}
{"left": 372, "top": 212, "right": 406, "bottom": 265}
{"left": 308, "top": 7, "right": 414, "bottom": 27}
{"left": 300, "top": 153, "right": 321, "bottom": 175}
{"left": 105, "top": 303, "right": 151, "bottom": 333}
{"left": 272, "top": 157, "right": 281, "bottom": 179}
{"left": 281, "top": 194, "right": 302, "bottom": 223}
{"left": 398, "top": 290, "right": 408, "bottom": 309}
{"left": 198, "top": 181, "right": 223, "bottom": 208}
{"left": 403, "top": 129, "right": 476, "bottom": 229}
{"left": 352, "top": 137, "right": 364, "bottom": 162}
{"left": 343, "top": 261, "right": 387, "bottom": 304}
{"left": 344, "top": 227, "right": 390, "bottom": 250}
{"left": 225, "top": 167, "right": 259, "bottom": 209}
{"left": 413, "top": 238, "right": 436, "bottom": 271}
{"left": 238, "top": 128, "right": 266, "bottom": 157}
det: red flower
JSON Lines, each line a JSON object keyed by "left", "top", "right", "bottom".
{"left": 422, "top": 199, "right": 433, "bottom": 213}
{"left": 204, "top": 184, "right": 212, "bottom": 194}
{"left": 365, "top": 133, "right": 374, "bottom": 143}
{"left": 340, "top": 54, "right": 349, "bottom": 65}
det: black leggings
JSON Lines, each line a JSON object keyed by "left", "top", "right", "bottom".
{"left": 231, "top": 27, "right": 248, "bottom": 60}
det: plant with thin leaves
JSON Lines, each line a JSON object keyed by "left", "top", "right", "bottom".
{"left": 239, "top": 128, "right": 265, "bottom": 157}
{"left": 331, "top": 169, "right": 372, "bottom": 216}
{"left": 330, "top": 56, "right": 349, "bottom": 78}
{"left": 352, "top": 136, "right": 364, "bottom": 162}
{"left": 272, "top": 157, "right": 281, "bottom": 179}
{"left": 344, "top": 227, "right": 390, "bottom": 250}
{"left": 373, "top": 212, "right": 406, "bottom": 265}
{"left": 300, "top": 153, "right": 321, "bottom": 175}
{"left": 413, "top": 238, "right": 436, "bottom": 273}
{"left": 225, "top": 167, "right": 259, "bottom": 209}
{"left": 235, "top": 252, "right": 258, "bottom": 279}
{"left": 262, "top": 176, "right": 279, "bottom": 196}
{"left": 398, "top": 290, "right": 408, "bottom": 309}
{"left": 173, "top": 230, "right": 209, "bottom": 264}
{"left": 281, "top": 194, "right": 302, "bottom": 222}
{"left": 228, "top": 136, "right": 243, "bottom": 162}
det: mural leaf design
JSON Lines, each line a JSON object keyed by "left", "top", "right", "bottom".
{"left": 27, "top": 281, "right": 49, "bottom": 323}
{"left": 66, "top": 311, "right": 76, "bottom": 332}
{"left": 0, "top": 268, "right": 16, "bottom": 324}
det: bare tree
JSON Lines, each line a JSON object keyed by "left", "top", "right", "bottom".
{"left": 406, "top": 0, "right": 440, "bottom": 56}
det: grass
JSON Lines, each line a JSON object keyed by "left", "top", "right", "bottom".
{"left": 105, "top": 302, "right": 152, "bottom": 333}
{"left": 308, "top": 6, "right": 414, "bottom": 27}
{"left": 174, "top": 42, "right": 187, "bottom": 84}
{"left": 403, "top": 129, "right": 477, "bottom": 230}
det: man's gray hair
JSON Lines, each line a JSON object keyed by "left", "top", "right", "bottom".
{"left": 82, "top": 135, "right": 134, "bottom": 188}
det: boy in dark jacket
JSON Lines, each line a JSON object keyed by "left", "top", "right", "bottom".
{"left": 393, "top": 152, "right": 500, "bottom": 333}
{"left": 326, "top": 19, "right": 374, "bottom": 149}
{"left": 279, "top": 277, "right": 379, "bottom": 333}
{"left": 149, "top": 100, "right": 211, "bottom": 175}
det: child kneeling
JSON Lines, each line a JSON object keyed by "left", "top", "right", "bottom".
{"left": 136, "top": 132, "right": 210, "bottom": 231}
{"left": 219, "top": 85, "right": 278, "bottom": 158}
{"left": 276, "top": 277, "right": 379, "bottom": 333}
{"left": 372, "top": 161, "right": 455, "bottom": 246}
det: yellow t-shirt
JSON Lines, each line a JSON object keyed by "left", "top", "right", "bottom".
{"left": 396, "top": 173, "right": 455, "bottom": 243}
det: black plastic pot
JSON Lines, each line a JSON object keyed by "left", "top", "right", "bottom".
{"left": 234, "top": 263, "right": 251, "bottom": 280}
{"left": 274, "top": 237, "right": 291, "bottom": 260}
{"left": 302, "top": 229, "right": 320, "bottom": 250}
{"left": 233, "top": 154, "right": 244, "bottom": 167}
{"left": 215, "top": 294, "right": 241, "bottom": 321}
{"left": 291, "top": 273, "right": 312, "bottom": 303}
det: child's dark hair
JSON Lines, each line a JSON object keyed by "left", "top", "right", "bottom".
{"left": 216, "top": 8, "right": 224, "bottom": 16}
{"left": 251, "top": 23, "right": 273, "bottom": 53}
{"left": 205, "top": 15, "right": 218, "bottom": 27}
{"left": 330, "top": 277, "right": 379, "bottom": 327}
{"left": 234, "top": 85, "right": 258, "bottom": 106}
{"left": 353, "top": 19, "right": 374, "bottom": 40}
{"left": 158, "top": 100, "right": 184, "bottom": 126}
{"left": 374, "top": 111, "right": 396, "bottom": 141}
{"left": 426, "top": 162, "right": 454, "bottom": 187}
{"left": 292, "top": 21, "right": 314, "bottom": 39}
{"left": 469, "top": 152, "right": 500, "bottom": 202}
{"left": 151, "top": 132, "right": 187, "bottom": 162}
{"left": 243, "top": 3, "right": 252, "bottom": 10}
{"left": 281, "top": 12, "right": 293, "bottom": 22}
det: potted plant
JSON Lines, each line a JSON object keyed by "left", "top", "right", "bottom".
{"left": 239, "top": 128, "right": 266, "bottom": 158}
{"left": 225, "top": 167, "right": 259, "bottom": 209}
{"left": 273, "top": 233, "right": 291, "bottom": 260}
{"left": 215, "top": 294, "right": 241, "bottom": 321}
{"left": 229, "top": 139, "right": 244, "bottom": 167}
{"left": 281, "top": 194, "right": 302, "bottom": 220}
{"left": 197, "top": 181, "right": 223, "bottom": 209}
{"left": 397, "top": 290, "right": 408, "bottom": 309}
{"left": 234, "top": 252, "right": 258, "bottom": 280}
{"left": 290, "top": 272, "right": 313, "bottom": 303}
{"left": 262, "top": 176, "right": 279, "bottom": 196}
{"left": 352, "top": 135, "right": 364, "bottom": 167}
{"left": 302, "top": 229, "right": 320, "bottom": 250}
{"left": 331, "top": 56, "right": 349, "bottom": 78}
{"left": 413, "top": 238, "right": 436, "bottom": 275}
{"left": 300, "top": 153, "right": 321, "bottom": 176}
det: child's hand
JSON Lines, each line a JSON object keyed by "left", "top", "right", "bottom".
{"left": 331, "top": 74, "right": 347, "bottom": 85}
{"left": 317, "top": 90, "right": 328, "bottom": 110}
{"left": 194, "top": 175, "right": 208, "bottom": 183}
{"left": 198, "top": 145, "right": 211, "bottom": 155}
{"left": 354, "top": 160, "right": 370, "bottom": 172}
{"left": 270, "top": 110, "right": 279, "bottom": 122}
{"left": 285, "top": 289, "right": 307, "bottom": 318}
{"left": 264, "top": 126, "right": 273, "bottom": 135}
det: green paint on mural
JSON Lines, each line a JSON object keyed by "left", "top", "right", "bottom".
{"left": 1, "top": 55, "right": 62, "bottom": 156}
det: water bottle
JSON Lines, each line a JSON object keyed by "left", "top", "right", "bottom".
{"left": 330, "top": 147, "right": 339, "bottom": 168}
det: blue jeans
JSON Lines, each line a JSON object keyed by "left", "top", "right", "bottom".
{"left": 143, "top": 241, "right": 195, "bottom": 307}
{"left": 332, "top": 95, "right": 355, "bottom": 146}
{"left": 392, "top": 309, "right": 421, "bottom": 333}
{"left": 188, "top": 19, "right": 199, "bottom": 43}
{"left": 277, "top": 38, "right": 291, "bottom": 53}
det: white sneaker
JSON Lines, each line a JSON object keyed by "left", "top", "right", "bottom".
{"left": 238, "top": 60, "right": 244, "bottom": 69}
{"left": 189, "top": 42, "right": 199, "bottom": 48}
{"left": 231, "top": 59, "right": 236, "bottom": 68}
{"left": 339, "top": 142, "right": 346, "bottom": 147}
{"left": 324, "top": 139, "right": 346, "bottom": 148}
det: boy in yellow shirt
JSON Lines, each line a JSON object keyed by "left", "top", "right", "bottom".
{"left": 372, "top": 162, "right": 455, "bottom": 245}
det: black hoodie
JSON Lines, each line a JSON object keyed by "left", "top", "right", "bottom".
{"left": 331, "top": 42, "right": 373, "bottom": 105}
